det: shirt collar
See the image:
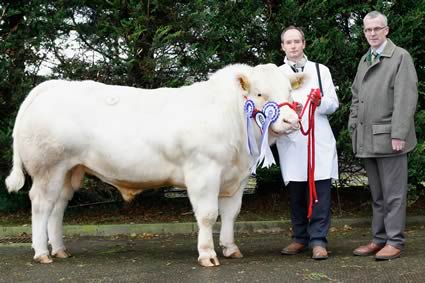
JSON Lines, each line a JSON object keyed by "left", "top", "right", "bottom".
{"left": 284, "top": 55, "right": 308, "bottom": 71}
{"left": 371, "top": 39, "right": 388, "bottom": 55}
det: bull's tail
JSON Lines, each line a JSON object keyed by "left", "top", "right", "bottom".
{"left": 5, "top": 93, "right": 30, "bottom": 192}
{"left": 5, "top": 81, "right": 55, "bottom": 192}
{"left": 5, "top": 138, "right": 25, "bottom": 192}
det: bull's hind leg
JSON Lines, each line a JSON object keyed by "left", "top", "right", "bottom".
{"left": 29, "top": 167, "right": 67, "bottom": 264}
{"left": 185, "top": 164, "right": 221, "bottom": 267}
{"left": 48, "top": 174, "right": 75, "bottom": 259}
{"left": 218, "top": 184, "right": 244, "bottom": 259}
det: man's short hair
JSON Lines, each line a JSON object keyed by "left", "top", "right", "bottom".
{"left": 363, "top": 11, "right": 388, "bottom": 26}
{"left": 281, "top": 26, "right": 305, "bottom": 43}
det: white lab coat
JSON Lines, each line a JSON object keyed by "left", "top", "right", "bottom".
{"left": 276, "top": 60, "right": 339, "bottom": 185}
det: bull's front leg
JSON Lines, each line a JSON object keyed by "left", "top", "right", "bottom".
{"left": 218, "top": 183, "right": 244, "bottom": 259}
{"left": 185, "top": 165, "right": 221, "bottom": 267}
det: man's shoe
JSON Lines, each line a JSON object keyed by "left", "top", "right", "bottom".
{"left": 375, "top": 244, "right": 401, "bottom": 260}
{"left": 281, "top": 242, "right": 306, "bottom": 255}
{"left": 312, "top": 246, "right": 328, "bottom": 260}
{"left": 353, "top": 242, "right": 384, "bottom": 256}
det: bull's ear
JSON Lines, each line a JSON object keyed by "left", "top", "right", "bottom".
{"left": 238, "top": 74, "right": 250, "bottom": 92}
{"left": 288, "top": 73, "right": 307, "bottom": 90}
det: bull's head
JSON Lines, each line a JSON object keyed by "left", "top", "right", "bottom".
{"left": 239, "top": 63, "right": 304, "bottom": 136}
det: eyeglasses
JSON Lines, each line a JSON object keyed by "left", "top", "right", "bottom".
{"left": 363, "top": 26, "right": 387, "bottom": 34}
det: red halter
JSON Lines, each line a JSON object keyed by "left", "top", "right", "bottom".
{"left": 250, "top": 101, "right": 300, "bottom": 119}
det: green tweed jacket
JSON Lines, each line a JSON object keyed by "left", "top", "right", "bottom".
{"left": 349, "top": 39, "right": 418, "bottom": 158}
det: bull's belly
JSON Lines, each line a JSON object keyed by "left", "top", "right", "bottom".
{"left": 83, "top": 154, "right": 249, "bottom": 198}
{"left": 81, "top": 162, "right": 186, "bottom": 202}
{"left": 84, "top": 165, "right": 247, "bottom": 201}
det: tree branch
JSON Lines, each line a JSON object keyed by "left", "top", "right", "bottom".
{"left": 70, "top": 10, "right": 116, "bottom": 61}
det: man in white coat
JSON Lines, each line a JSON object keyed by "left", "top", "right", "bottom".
{"left": 277, "top": 26, "right": 339, "bottom": 260}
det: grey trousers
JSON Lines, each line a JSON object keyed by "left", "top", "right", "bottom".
{"left": 364, "top": 154, "right": 408, "bottom": 249}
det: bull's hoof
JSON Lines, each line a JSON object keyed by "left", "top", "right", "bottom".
{"left": 34, "top": 254, "right": 53, "bottom": 264}
{"left": 52, "top": 249, "right": 72, "bottom": 259}
{"left": 223, "top": 247, "right": 243, "bottom": 258}
{"left": 198, "top": 257, "right": 220, "bottom": 267}
{"left": 225, "top": 249, "right": 243, "bottom": 259}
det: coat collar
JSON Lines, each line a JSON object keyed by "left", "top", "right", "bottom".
{"left": 363, "top": 38, "right": 396, "bottom": 64}
{"left": 379, "top": 38, "right": 396, "bottom": 58}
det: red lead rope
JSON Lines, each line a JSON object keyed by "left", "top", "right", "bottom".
{"left": 300, "top": 88, "right": 321, "bottom": 219}
{"left": 280, "top": 88, "right": 321, "bottom": 220}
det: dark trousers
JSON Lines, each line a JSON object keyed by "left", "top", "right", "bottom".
{"left": 288, "top": 179, "right": 332, "bottom": 248}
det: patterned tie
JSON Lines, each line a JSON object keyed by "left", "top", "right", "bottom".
{"left": 291, "top": 64, "right": 301, "bottom": 73}
{"left": 371, "top": 51, "right": 379, "bottom": 64}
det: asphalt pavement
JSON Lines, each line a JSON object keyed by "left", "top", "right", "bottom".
{"left": 0, "top": 219, "right": 425, "bottom": 282}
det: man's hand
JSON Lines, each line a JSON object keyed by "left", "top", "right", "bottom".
{"left": 392, "top": 138, "right": 406, "bottom": 152}
{"left": 295, "top": 102, "right": 303, "bottom": 116}
{"left": 310, "top": 89, "right": 321, "bottom": 106}
{"left": 312, "top": 95, "right": 321, "bottom": 106}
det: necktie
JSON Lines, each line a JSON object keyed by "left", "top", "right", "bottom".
{"left": 291, "top": 64, "right": 299, "bottom": 73}
{"left": 371, "top": 51, "right": 379, "bottom": 64}
{"left": 291, "top": 64, "right": 303, "bottom": 73}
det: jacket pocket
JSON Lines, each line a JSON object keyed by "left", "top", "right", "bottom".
{"left": 372, "top": 124, "right": 393, "bottom": 154}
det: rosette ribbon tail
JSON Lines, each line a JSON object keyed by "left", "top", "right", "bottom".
{"left": 255, "top": 101, "right": 279, "bottom": 168}
{"left": 244, "top": 100, "right": 260, "bottom": 173}
{"left": 256, "top": 117, "right": 276, "bottom": 168}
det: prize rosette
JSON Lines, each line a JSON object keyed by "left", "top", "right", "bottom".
{"left": 244, "top": 99, "right": 255, "bottom": 117}
{"left": 263, "top": 101, "right": 280, "bottom": 123}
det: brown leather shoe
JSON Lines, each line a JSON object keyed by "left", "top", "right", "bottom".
{"left": 375, "top": 244, "right": 401, "bottom": 260}
{"left": 353, "top": 242, "right": 384, "bottom": 256}
{"left": 312, "top": 246, "right": 328, "bottom": 260}
{"left": 281, "top": 242, "right": 306, "bottom": 255}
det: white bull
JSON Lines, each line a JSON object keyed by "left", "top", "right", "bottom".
{"left": 6, "top": 63, "right": 302, "bottom": 267}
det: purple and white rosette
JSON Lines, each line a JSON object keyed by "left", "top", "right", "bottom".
{"left": 256, "top": 101, "right": 280, "bottom": 168}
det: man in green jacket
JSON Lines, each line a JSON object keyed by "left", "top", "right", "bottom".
{"left": 349, "top": 11, "right": 418, "bottom": 260}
